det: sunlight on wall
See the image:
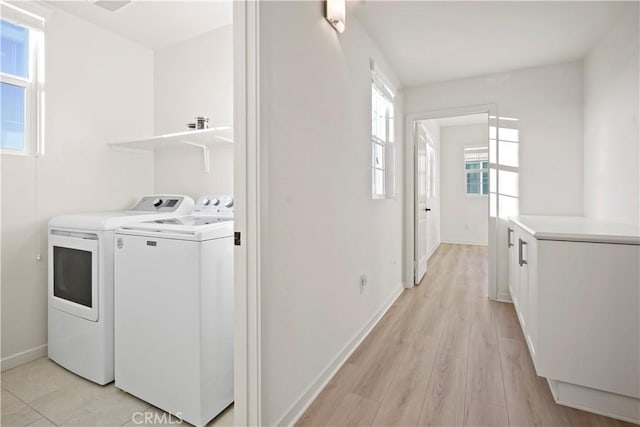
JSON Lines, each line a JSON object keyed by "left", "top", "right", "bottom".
{"left": 489, "top": 116, "right": 520, "bottom": 219}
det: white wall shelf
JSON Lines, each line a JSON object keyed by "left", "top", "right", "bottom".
{"left": 108, "top": 127, "right": 233, "bottom": 173}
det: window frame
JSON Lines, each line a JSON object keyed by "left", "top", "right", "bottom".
{"left": 0, "top": 4, "right": 45, "bottom": 157}
{"left": 464, "top": 147, "right": 489, "bottom": 196}
{"left": 371, "top": 64, "right": 395, "bottom": 200}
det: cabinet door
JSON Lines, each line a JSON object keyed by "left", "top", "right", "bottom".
{"left": 508, "top": 225, "right": 519, "bottom": 308}
{"left": 519, "top": 232, "right": 541, "bottom": 366}
{"left": 518, "top": 234, "right": 529, "bottom": 333}
{"left": 525, "top": 235, "right": 537, "bottom": 363}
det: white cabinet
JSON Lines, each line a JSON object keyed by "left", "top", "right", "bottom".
{"left": 507, "top": 226, "right": 519, "bottom": 308}
{"left": 507, "top": 216, "right": 640, "bottom": 424}
{"left": 507, "top": 224, "right": 537, "bottom": 365}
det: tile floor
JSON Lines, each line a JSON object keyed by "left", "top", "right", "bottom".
{"left": 1, "top": 357, "right": 234, "bottom": 427}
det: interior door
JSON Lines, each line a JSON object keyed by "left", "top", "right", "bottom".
{"left": 426, "top": 139, "right": 437, "bottom": 258}
{"left": 414, "top": 123, "right": 428, "bottom": 284}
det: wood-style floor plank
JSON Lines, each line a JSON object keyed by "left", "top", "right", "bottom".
{"left": 350, "top": 338, "right": 409, "bottom": 403}
{"left": 296, "top": 244, "right": 632, "bottom": 427}
{"left": 464, "top": 400, "right": 510, "bottom": 427}
{"left": 296, "top": 363, "right": 364, "bottom": 427}
{"left": 466, "top": 328, "right": 506, "bottom": 408}
{"left": 325, "top": 393, "right": 379, "bottom": 427}
{"left": 417, "top": 352, "right": 467, "bottom": 426}
{"left": 498, "top": 336, "right": 551, "bottom": 426}
{"left": 372, "top": 334, "right": 438, "bottom": 426}
{"left": 347, "top": 304, "right": 402, "bottom": 367}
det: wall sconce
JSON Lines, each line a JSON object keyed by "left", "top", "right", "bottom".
{"left": 326, "top": 0, "right": 345, "bottom": 33}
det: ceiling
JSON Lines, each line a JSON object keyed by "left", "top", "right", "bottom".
{"left": 352, "top": 1, "right": 632, "bottom": 88}
{"left": 49, "top": 1, "right": 232, "bottom": 50}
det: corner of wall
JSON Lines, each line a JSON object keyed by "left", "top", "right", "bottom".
{"left": 582, "top": 7, "right": 640, "bottom": 225}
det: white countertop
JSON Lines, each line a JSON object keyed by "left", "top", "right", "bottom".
{"left": 508, "top": 215, "right": 640, "bottom": 245}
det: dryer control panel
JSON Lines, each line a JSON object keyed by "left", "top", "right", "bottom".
{"left": 128, "top": 195, "right": 193, "bottom": 212}
{"left": 193, "top": 195, "right": 234, "bottom": 217}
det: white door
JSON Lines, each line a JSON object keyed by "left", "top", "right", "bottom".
{"left": 426, "top": 140, "right": 437, "bottom": 258}
{"left": 415, "top": 123, "right": 428, "bottom": 284}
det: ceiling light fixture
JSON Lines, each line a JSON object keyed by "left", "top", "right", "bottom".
{"left": 326, "top": 0, "right": 345, "bottom": 33}
{"left": 93, "top": 0, "right": 131, "bottom": 12}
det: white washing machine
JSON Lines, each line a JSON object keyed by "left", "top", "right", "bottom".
{"left": 48, "top": 195, "right": 194, "bottom": 385}
{"left": 114, "top": 195, "right": 234, "bottom": 427}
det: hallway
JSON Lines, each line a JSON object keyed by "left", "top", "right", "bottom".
{"left": 296, "top": 244, "right": 632, "bottom": 426}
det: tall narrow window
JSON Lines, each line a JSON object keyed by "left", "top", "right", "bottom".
{"left": 0, "top": 4, "right": 45, "bottom": 155}
{"left": 464, "top": 147, "right": 489, "bottom": 195}
{"left": 371, "top": 62, "right": 395, "bottom": 199}
{"left": 489, "top": 118, "right": 520, "bottom": 218}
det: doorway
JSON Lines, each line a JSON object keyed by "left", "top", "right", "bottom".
{"left": 406, "top": 106, "right": 497, "bottom": 298}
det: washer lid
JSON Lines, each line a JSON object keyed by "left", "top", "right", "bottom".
{"left": 117, "top": 216, "right": 234, "bottom": 241}
{"left": 147, "top": 216, "right": 232, "bottom": 227}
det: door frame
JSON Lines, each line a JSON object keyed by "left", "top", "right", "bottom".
{"left": 404, "top": 104, "right": 499, "bottom": 300}
{"left": 233, "top": 1, "right": 262, "bottom": 425}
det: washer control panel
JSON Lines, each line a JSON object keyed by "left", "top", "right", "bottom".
{"left": 193, "top": 195, "right": 234, "bottom": 217}
{"left": 129, "top": 195, "right": 191, "bottom": 212}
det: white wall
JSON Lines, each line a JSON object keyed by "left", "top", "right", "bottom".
{"left": 583, "top": 6, "right": 639, "bottom": 226}
{"left": 440, "top": 124, "right": 488, "bottom": 245}
{"left": 153, "top": 25, "right": 233, "bottom": 200}
{"left": 1, "top": 5, "right": 154, "bottom": 366}
{"left": 405, "top": 61, "right": 584, "bottom": 300}
{"left": 258, "top": 2, "right": 404, "bottom": 424}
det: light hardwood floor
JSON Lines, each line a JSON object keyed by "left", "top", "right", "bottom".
{"left": 296, "top": 244, "right": 633, "bottom": 427}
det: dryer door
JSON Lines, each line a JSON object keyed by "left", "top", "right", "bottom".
{"left": 49, "top": 232, "right": 99, "bottom": 321}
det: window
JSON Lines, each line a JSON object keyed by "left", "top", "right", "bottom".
{"left": 0, "top": 4, "right": 45, "bottom": 156}
{"left": 465, "top": 147, "right": 488, "bottom": 195}
{"left": 489, "top": 117, "right": 521, "bottom": 218}
{"left": 371, "top": 63, "right": 395, "bottom": 199}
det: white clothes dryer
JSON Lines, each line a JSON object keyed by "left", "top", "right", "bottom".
{"left": 48, "top": 195, "right": 194, "bottom": 385}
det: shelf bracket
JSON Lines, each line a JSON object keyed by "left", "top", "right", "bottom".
{"left": 212, "top": 134, "right": 234, "bottom": 144}
{"left": 179, "top": 140, "right": 211, "bottom": 173}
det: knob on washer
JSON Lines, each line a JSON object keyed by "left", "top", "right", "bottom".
{"left": 223, "top": 197, "right": 234, "bottom": 208}
{"left": 152, "top": 198, "right": 163, "bottom": 208}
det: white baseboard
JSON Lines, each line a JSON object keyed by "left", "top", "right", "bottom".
{"left": 547, "top": 378, "right": 640, "bottom": 425}
{"left": 1, "top": 344, "right": 47, "bottom": 372}
{"left": 426, "top": 241, "right": 441, "bottom": 261}
{"left": 441, "top": 239, "right": 488, "bottom": 246}
{"left": 496, "top": 291, "right": 512, "bottom": 303}
{"left": 275, "top": 284, "right": 405, "bottom": 427}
